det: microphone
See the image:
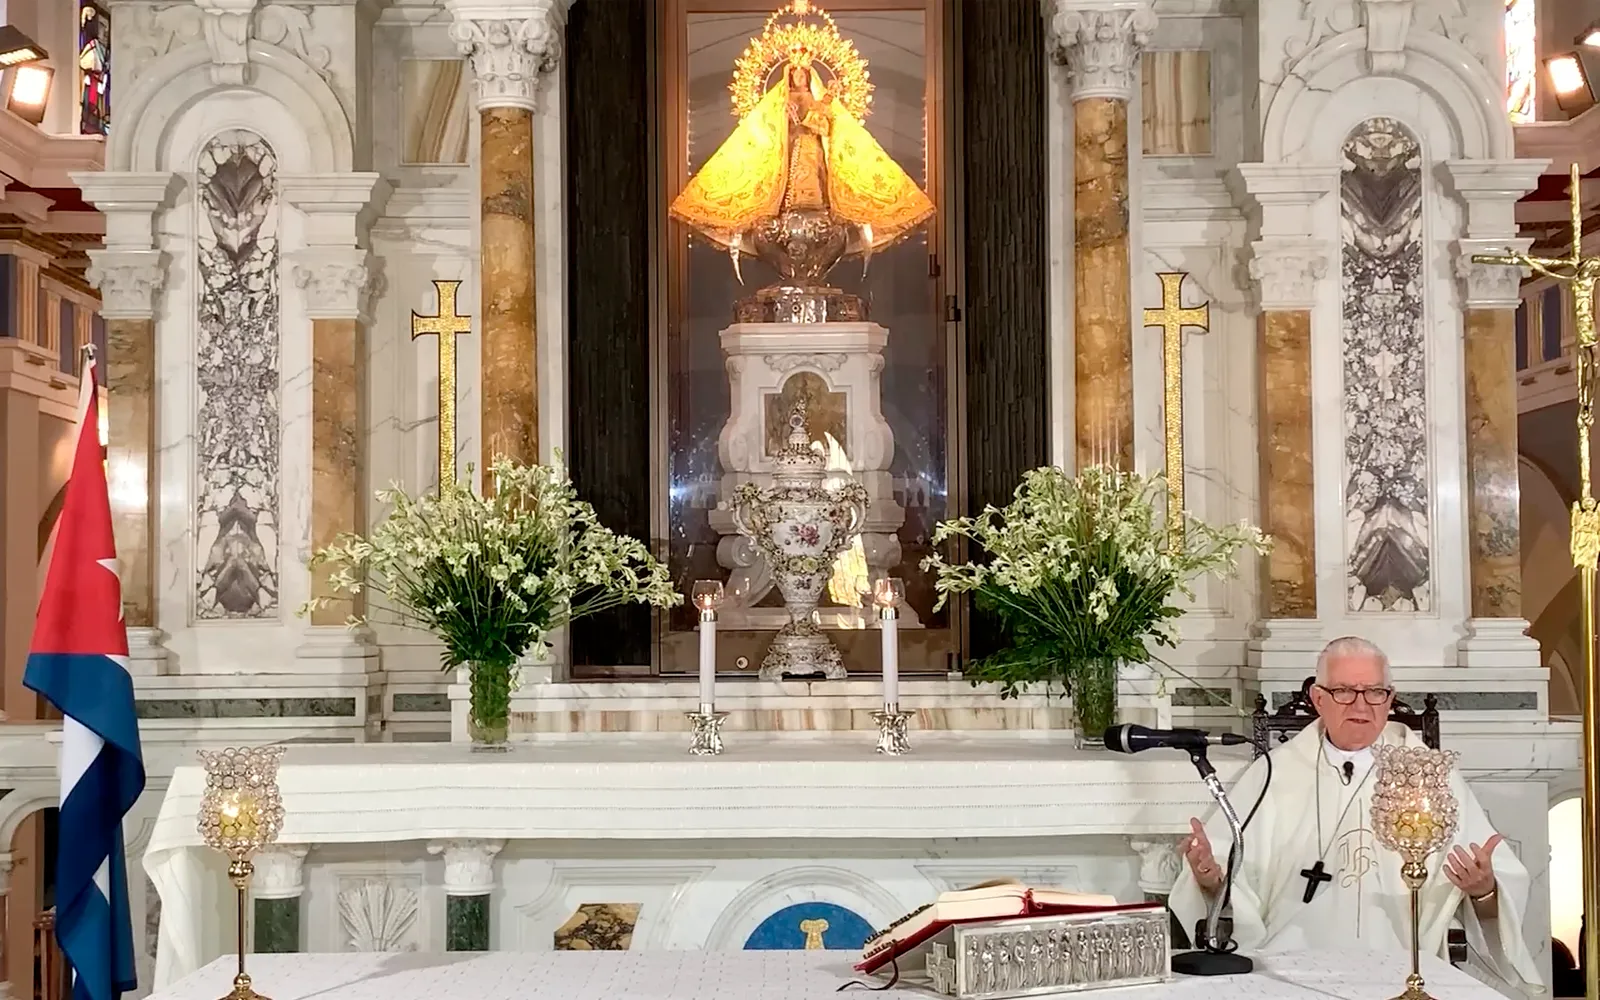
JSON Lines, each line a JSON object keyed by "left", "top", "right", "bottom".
{"left": 1103, "top": 724, "right": 1251, "bottom": 755}
{"left": 1341, "top": 761, "right": 1354, "bottom": 785}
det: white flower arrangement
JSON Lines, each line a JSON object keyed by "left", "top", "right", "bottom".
{"left": 300, "top": 457, "right": 680, "bottom": 741}
{"left": 922, "top": 465, "right": 1269, "bottom": 708}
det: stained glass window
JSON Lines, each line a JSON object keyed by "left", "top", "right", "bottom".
{"left": 78, "top": 1, "right": 109, "bottom": 136}
{"left": 1506, "top": 0, "right": 1536, "bottom": 123}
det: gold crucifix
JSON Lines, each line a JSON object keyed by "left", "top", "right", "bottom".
{"left": 1143, "top": 271, "right": 1210, "bottom": 545}
{"left": 411, "top": 279, "right": 473, "bottom": 488}
{"left": 1473, "top": 162, "right": 1600, "bottom": 1000}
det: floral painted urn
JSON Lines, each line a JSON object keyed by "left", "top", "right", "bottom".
{"left": 731, "top": 402, "right": 868, "bottom": 679}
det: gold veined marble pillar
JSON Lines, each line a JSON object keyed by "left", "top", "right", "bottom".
{"left": 1047, "top": 2, "right": 1155, "bottom": 471}
{"left": 1257, "top": 309, "right": 1316, "bottom": 617}
{"left": 1461, "top": 306, "right": 1520, "bottom": 617}
{"left": 312, "top": 315, "right": 362, "bottom": 625}
{"left": 1074, "top": 97, "right": 1133, "bottom": 469}
{"left": 448, "top": 4, "right": 568, "bottom": 473}
{"left": 290, "top": 254, "right": 375, "bottom": 626}
{"left": 86, "top": 250, "right": 167, "bottom": 631}
{"left": 1247, "top": 242, "right": 1329, "bottom": 618}
{"left": 479, "top": 107, "right": 537, "bottom": 469}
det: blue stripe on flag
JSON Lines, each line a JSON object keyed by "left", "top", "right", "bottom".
{"left": 23, "top": 653, "right": 141, "bottom": 766}
{"left": 24, "top": 652, "right": 143, "bottom": 1000}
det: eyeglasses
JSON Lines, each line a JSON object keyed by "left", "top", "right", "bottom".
{"left": 1316, "top": 684, "right": 1395, "bottom": 706}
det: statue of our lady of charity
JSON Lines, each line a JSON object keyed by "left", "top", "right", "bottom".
{"left": 669, "top": 0, "right": 935, "bottom": 322}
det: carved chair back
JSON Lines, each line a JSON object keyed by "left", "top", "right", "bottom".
{"left": 1250, "top": 676, "right": 1440, "bottom": 757}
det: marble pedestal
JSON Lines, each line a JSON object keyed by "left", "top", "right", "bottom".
{"left": 709, "top": 321, "right": 917, "bottom": 628}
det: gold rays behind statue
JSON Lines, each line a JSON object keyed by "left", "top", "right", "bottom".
{"left": 670, "top": 0, "right": 934, "bottom": 320}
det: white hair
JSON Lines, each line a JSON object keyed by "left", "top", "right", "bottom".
{"left": 1315, "top": 636, "right": 1392, "bottom": 686}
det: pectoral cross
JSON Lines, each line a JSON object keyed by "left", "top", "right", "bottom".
{"left": 1474, "top": 166, "right": 1600, "bottom": 1000}
{"left": 1299, "top": 860, "right": 1332, "bottom": 902}
{"left": 411, "top": 279, "right": 473, "bottom": 489}
{"left": 1142, "top": 272, "right": 1211, "bottom": 548}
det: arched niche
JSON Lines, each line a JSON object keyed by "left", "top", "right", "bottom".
{"left": 111, "top": 42, "right": 353, "bottom": 175}
{"left": 1264, "top": 29, "right": 1511, "bottom": 164}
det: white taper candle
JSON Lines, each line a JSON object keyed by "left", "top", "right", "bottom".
{"left": 698, "top": 611, "right": 717, "bottom": 708}
{"left": 881, "top": 607, "right": 899, "bottom": 707}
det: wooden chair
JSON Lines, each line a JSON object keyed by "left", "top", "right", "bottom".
{"left": 1248, "top": 677, "right": 1460, "bottom": 965}
{"left": 1251, "top": 676, "right": 1440, "bottom": 755}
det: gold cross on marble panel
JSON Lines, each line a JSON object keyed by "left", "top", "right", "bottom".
{"left": 411, "top": 279, "right": 473, "bottom": 489}
{"left": 1142, "top": 271, "right": 1210, "bottom": 545}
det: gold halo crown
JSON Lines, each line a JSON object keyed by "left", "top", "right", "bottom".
{"left": 729, "top": 0, "right": 873, "bottom": 120}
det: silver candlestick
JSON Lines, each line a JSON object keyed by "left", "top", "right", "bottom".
{"left": 872, "top": 705, "right": 912, "bottom": 755}
{"left": 687, "top": 704, "right": 729, "bottom": 756}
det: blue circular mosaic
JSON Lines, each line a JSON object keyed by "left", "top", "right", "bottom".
{"left": 743, "top": 902, "right": 875, "bottom": 951}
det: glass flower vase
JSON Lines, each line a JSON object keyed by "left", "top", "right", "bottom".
{"left": 1070, "top": 658, "right": 1119, "bottom": 750}
{"left": 467, "top": 660, "right": 514, "bottom": 752}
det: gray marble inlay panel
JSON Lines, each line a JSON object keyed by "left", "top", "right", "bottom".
{"left": 392, "top": 694, "right": 450, "bottom": 713}
{"left": 136, "top": 698, "right": 357, "bottom": 719}
{"left": 194, "top": 130, "right": 281, "bottom": 620}
{"left": 1340, "top": 117, "right": 1430, "bottom": 613}
{"left": 1172, "top": 687, "right": 1232, "bottom": 708}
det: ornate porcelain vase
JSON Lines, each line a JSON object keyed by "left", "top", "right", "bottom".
{"left": 731, "top": 404, "right": 868, "bottom": 679}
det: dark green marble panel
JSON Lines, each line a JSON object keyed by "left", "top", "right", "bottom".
{"left": 446, "top": 894, "right": 490, "bottom": 952}
{"left": 1172, "top": 687, "right": 1232, "bottom": 708}
{"left": 393, "top": 693, "right": 451, "bottom": 713}
{"left": 136, "top": 698, "right": 357, "bottom": 719}
{"left": 254, "top": 897, "right": 300, "bottom": 954}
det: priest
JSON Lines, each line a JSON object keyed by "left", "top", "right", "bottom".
{"left": 1167, "top": 637, "right": 1543, "bottom": 992}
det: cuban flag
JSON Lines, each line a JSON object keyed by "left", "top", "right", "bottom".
{"left": 24, "top": 351, "right": 146, "bottom": 1000}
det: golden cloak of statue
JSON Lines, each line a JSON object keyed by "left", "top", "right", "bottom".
{"left": 670, "top": 60, "right": 934, "bottom": 254}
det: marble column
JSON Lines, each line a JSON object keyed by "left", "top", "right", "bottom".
{"left": 251, "top": 846, "right": 309, "bottom": 954}
{"left": 1445, "top": 160, "right": 1545, "bottom": 665}
{"left": 1248, "top": 245, "right": 1327, "bottom": 620}
{"left": 88, "top": 259, "right": 162, "bottom": 621}
{"left": 448, "top": 2, "right": 569, "bottom": 474}
{"left": 1235, "top": 166, "right": 1338, "bottom": 670}
{"left": 428, "top": 839, "right": 503, "bottom": 951}
{"left": 75, "top": 171, "right": 181, "bottom": 674}
{"left": 282, "top": 176, "right": 388, "bottom": 657}
{"left": 1046, "top": 1, "right": 1155, "bottom": 471}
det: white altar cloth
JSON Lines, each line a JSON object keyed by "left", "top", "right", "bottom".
{"left": 149, "top": 950, "right": 1509, "bottom": 1000}
{"left": 145, "top": 737, "right": 1251, "bottom": 987}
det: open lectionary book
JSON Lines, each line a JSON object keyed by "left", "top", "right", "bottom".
{"left": 856, "top": 880, "right": 1152, "bottom": 974}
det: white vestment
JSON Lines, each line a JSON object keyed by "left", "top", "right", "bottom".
{"left": 1168, "top": 722, "right": 1543, "bottom": 994}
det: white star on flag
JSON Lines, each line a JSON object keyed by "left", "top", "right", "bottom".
{"left": 97, "top": 557, "right": 124, "bottom": 622}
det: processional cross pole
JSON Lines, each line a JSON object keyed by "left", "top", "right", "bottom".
{"left": 411, "top": 279, "right": 473, "bottom": 489}
{"left": 1143, "top": 271, "right": 1211, "bottom": 548}
{"left": 1473, "top": 162, "right": 1600, "bottom": 1000}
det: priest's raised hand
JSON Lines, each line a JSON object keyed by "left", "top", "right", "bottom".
{"left": 1182, "top": 818, "right": 1224, "bottom": 894}
{"left": 1166, "top": 637, "right": 1543, "bottom": 994}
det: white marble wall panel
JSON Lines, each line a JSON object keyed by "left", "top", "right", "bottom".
{"left": 152, "top": 91, "right": 324, "bottom": 673}
{"left": 1302, "top": 78, "right": 1471, "bottom": 666}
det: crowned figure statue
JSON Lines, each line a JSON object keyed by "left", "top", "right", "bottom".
{"left": 670, "top": 0, "right": 935, "bottom": 322}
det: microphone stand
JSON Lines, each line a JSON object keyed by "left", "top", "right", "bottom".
{"left": 1171, "top": 747, "right": 1254, "bottom": 976}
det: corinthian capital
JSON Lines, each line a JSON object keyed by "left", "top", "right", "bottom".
{"left": 447, "top": 1, "right": 572, "bottom": 111}
{"left": 1044, "top": 0, "right": 1157, "bottom": 102}
{"left": 1248, "top": 240, "right": 1331, "bottom": 311}
{"left": 427, "top": 839, "right": 505, "bottom": 896}
{"left": 87, "top": 249, "right": 168, "bottom": 320}
{"left": 291, "top": 249, "right": 378, "bottom": 320}
{"left": 1455, "top": 239, "right": 1531, "bottom": 311}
